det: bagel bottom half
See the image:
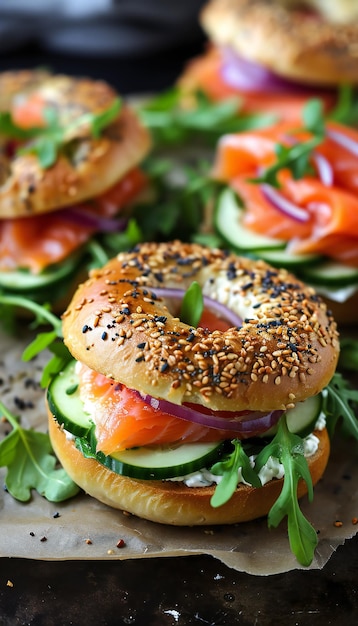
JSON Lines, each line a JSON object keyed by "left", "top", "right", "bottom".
{"left": 48, "top": 410, "right": 330, "bottom": 526}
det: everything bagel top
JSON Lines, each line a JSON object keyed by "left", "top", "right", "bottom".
{"left": 62, "top": 241, "right": 339, "bottom": 413}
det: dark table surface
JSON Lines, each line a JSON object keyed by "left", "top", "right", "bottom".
{"left": 0, "top": 42, "right": 357, "bottom": 626}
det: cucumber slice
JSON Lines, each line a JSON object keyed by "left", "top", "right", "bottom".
{"left": 263, "top": 393, "right": 323, "bottom": 438}
{"left": 215, "top": 188, "right": 285, "bottom": 252}
{"left": 47, "top": 361, "right": 92, "bottom": 437}
{"left": 89, "top": 431, "right": 225, "bottom": 480}
{"left": 0, "top": 256, "right": 79, "bottom": 293}
{"left": 301, "top": 261, "right": 358, "bottom": 288}
{"left": 256, "top": 248, "right": 322, "bottom": 269}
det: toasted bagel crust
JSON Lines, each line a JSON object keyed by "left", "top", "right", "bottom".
{"left": 48, "top": 411, "right": 330, "bottom": 525}
{"left": 62, "top": 241, "right": 339, "bottom": 413}
{"left": 0, "top": 70, "right": 150, "bottom": 218}
{"left": 201, "top": 0, "right": 358, "bottom": 85}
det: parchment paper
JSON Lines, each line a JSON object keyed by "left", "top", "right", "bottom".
{"left": 1, "top": 328, "right": 357, "bottom": 576}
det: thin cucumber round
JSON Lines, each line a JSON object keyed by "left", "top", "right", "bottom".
{"left": 263, "top": 393, "right": 323, "bottom": 438}
{"left": 256, "top": 248, "right": 322, "bottom": 269}
{"left": 215, "top": 188, "right": 285, "bottom": 252}
{"left": 0, "top": 257, "right": 79, "bottom": 292}
{"left": 47, "top": 361, "right": 92, "bottom": 437}
{"left": 90, "top": 432, "right": 225, "bottom": 480}
{"left": 301, "top": 261, "right": 358, "bottom": 288}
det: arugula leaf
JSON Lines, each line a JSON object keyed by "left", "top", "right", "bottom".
{"left": 0, "top": 293, "right": 62, "bottom": 333}
{"left": 324, "top": 373, "right": 358, "bottom": 439}
{"left": 251, "top": 99, "right": 325, "bottom": 188}
{"left": 3, "top": 98, "right": 121, "bottom": 169}
{"left": 0, "top": 401, "right": 79, "bottom": 502}
{"left": 139, "top": 88, "right": 276, "bottom": 147}
{"left": 338, "top": 338, "right": 358, "bottom": 372}
{"left": 255, "top": 416, "right": 318, "bottom": 566}
{"left": 210, "top": 439, "right": 261, "bottom": 508}
{"left": 136, "top": 156, "right": 224, "bottom": 242}
{"left": 329, "top": 84, "right": 358, "bottom": 126}
{"left": 180, "top": 281, "right": 204, "bottom": 327}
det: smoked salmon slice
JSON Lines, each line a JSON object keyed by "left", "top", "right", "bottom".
{"left": 77, "top": 361, "right": 235, "bottom": 454}
{"left": 0, "top": 167, "right": 147, "bottom": 273}
{"left": 76, "top": 313, "right": 236, "bottom": 453}
{"left": 213, "top": 121, "right": 358, "bottom": 267}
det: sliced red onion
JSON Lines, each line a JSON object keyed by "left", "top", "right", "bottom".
{"left": 327, "top": 128, "right": 358, "bottom": 157}
{"left": 150, "top": 287, "right": 242, "bottom": 329}
{"left": 220, "top": 48, "right": 322, "bottom": 95}
{"left": 136, "top": 390, "right": 282, "bottom": 434}
{"left": 311, "top": 151, "right": 333, "bottom": 186}
{"left": 60, "top": 206, "right": 127, "bottom": 232}
{"left": 261, "top": 184, "right": 310, "bottom": 223}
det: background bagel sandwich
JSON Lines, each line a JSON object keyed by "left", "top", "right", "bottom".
{"left": 46, "top": 241, "right": 340, "bottom": 565}
{"left": 0, "top": 69, "right": 151, "bottom": 312}
{"left": 179, "top": 0, "right": 358, "bottom": 122}
{"left": 210, "top": 100, "right": 358, "bottom": 326}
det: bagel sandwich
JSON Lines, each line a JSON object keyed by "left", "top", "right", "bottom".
{"left": 46, "top": 241, "right": 340, "bottom": 565}
{"left": 0, "top": 69, "right": 151, "bottom": 312}
{"left": 179, "top": 0, "right": 358, "bottom": 122}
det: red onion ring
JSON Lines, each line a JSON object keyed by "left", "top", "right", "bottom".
{"left": 136, "top": 390, "right": 283, "bottom": 434}
{"left": 312, "top": 151, "right": 333, "bottom": 186}
{"left": 151, "top": 287, "right": 243, "bottom": 329}
{"left": 261, "top": 184, "right": 310, "bottom": 223}
{"left": 220, "top": 48, "right": 323, "bottom": 95}
{"left": 327, "top": 128, "right": 358, "bottom": 157}
{"left": 60, "top": 206, "right": 127, "bottom": 232}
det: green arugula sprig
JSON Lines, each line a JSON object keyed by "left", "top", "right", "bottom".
{"left": 0, "top": 97, "right": 121, "bottom": 169}
{"left": 329, "top": 84, "right": 358, "bottom": 126}
{"left": 209, "top": 418, "right": 318, "bottom": 566}
{"left": 255, "top": 416, "right": 318, "bottom": 567}
{"left": 138, "top": 88, "right": 276, "bottom": 147}
{"left": 0, "top": 293, "right": 70, "bottom": 387}
{"left": 324, "top": 373, "right": 358, "bottom": 439}
{"left": 0, "top": 400, "right": 79, "bottom": 502}
{"left": 251, "top": 99, "right": 326, "bottom": 188}
{"left": 210, "top": 439, "right": 261, "bottom": 508}
{"left": 132, "top": 156, "right": 225, "bottom": 243}
{"left": 180, "top": 281, "right": 204, "bottom": 327}
{"left": 338, "top": 338, "right": 358, "bottom": 373}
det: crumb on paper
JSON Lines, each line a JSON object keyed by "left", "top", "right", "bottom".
{"left": 85, "top": 538, "right": 93, "bottom": 545}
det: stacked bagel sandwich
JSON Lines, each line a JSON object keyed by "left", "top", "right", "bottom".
{"left": 180, "top": 0, "right": 358, "bottom": 122}
{"left": 0, "top": 69, "right": 150, "bottom": 311}
{"left": 47, "top": 241, "right": 339, "bottom": 564}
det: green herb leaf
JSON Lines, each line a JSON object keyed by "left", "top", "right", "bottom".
{"left": 90, "top": 97, "right": 121, "bottom": 138}
{"left": 210, "top": 439, "right": 261, "bottom": 508}
{"left": 251, "top": 98, "right": 325, "bottom": 188}
{"left": 139, "top": 88, "right": 276, "bottom": 148}
{"left": 329, "top": 84, "right": 358, "bottom": 126}
{"left": 303, "top": 98, "right": 326, "bottom": 136}
{"left": 324, "top": 373, "right": 358, "bottom": 439}
{"left": 2, "top": 98, "right": 121, "bottom": 169}
{"left": 0, "top": 401, "right": 79, "bottom": 502}
{"left": 255, "top": 416, "right": 318, "bottom": 566}
{"left": 180, "top": 281, "right": 204, "bottom": 327}
{"left": 338, "top": 338, "right": 358, "bottom": 372}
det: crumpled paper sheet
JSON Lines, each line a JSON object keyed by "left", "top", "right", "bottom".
{"left": 0, "top": 328, "right": 357, "bottom": 576}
